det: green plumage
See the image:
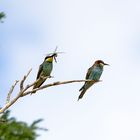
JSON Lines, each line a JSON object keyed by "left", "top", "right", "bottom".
{"left": 32, "top": 58, "right": 53, "bottom": 93}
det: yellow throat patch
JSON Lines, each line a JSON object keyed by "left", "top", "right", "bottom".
{"left": 46, "top": 57, "right": 53, "bottom": 62}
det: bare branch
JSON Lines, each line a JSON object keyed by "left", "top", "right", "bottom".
{"left": 20, "top": 69, "right": 32, "bottom": 90}
{"left": 21, "top": 76, "right": 53, "bottom": 94}
{"left": 0, "top": 68, "right": 101, "bottom": 114}
{"left": 0, "top": 69, "right": 32, "bottom": 114}
{"left": 0, "top": 91, "right": 22, "bottom": 114}
{"left": 6, "top": 80, "right": 19, "bottom": 104}
{"left": 22, "top": 79, "right": 101, "bottom": 97}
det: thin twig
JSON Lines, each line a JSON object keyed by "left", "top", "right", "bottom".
{"left": 21, "top": 75, "right": 53, "bottom": 93}
{"left": 20, "top": 69, "right": 32, "bottom": 90}
{"left": 6, "top": 80, "right": 19, "bottom": 104}
{"left": 0, "top": 69, "right": 32, "bottom": 114}
{"left": 0, "top": 91, "right": 23, "bottom": 114}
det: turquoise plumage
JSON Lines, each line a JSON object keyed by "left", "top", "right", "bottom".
{"left": 78, "top": 60, "right": 109, "bottom": 100}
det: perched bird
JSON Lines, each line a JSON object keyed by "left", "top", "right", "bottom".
{"left": 32, "top": 54, "right": 57, "bottom": 93}
{"left": 78, "top": 60, "right": 109, "bottom": 100}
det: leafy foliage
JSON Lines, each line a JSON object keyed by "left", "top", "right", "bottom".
{"left": 0, "top": 110, "right": 47, "bottom": 140}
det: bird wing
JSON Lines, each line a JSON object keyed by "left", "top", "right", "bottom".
{"left": 85, "top": 67, "right": 92, "bottom": 79}
{"left": 79, "top": 67, "right": 93, "bottom": 91}
{"left": 36, "top": 63, "right": 43, "bottom": 79}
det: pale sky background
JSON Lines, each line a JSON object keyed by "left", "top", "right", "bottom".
{"left": 0, "top": 0, "right": 140, "bottom": 140}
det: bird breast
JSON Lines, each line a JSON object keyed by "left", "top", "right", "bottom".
{"left": 89, "top": 66, "right": 103, "bottom": 81}
{"left": 43, "top": 62, "right": 53, "bottom": 76}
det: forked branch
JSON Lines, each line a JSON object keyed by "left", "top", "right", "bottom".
{"left": 0, "top": 69, "right": 101, "bottom": 114}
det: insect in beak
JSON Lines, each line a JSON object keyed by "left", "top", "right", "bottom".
{"left": 54, "top": 56, "right": 57, "bottom": 63}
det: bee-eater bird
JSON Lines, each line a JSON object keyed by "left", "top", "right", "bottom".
{"left": 32, "top": 54, "right": 57, "bottom": 93}
{"left": 78, "top": 60, "right": 109, "bottom": 100}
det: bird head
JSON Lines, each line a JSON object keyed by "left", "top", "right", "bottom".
{"left": 45, "top": 54, "right": 57, "bottom": 62}
{"left": 44, "top": 46, "right": 65, "bottom": 63}
{"left": 45, "top": 53, "right": 57, "bottom": 63}
{"left": 95, "top": 60, "right": 109, "bottom": 66}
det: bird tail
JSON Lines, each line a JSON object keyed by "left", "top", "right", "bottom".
{"left": 79, "top": 85, "right": 84, "bottom": 92}
{"left": 31, "top": 90, "right": 36, "bottom": 94}
{"left": 31, "top": 80, "right": 45, "bottom": 94}
{"left": 78, "top": 89, "right": 87, "bottom": 101}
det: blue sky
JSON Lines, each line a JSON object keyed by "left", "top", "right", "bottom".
{"left": 0, "top": 0, "right": 140, "bottom": 140}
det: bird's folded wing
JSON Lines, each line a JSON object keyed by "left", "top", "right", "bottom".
{"left": 36, "top": 63, "right": 43, "bottom": 79}
{"left": 85, "top": 67, "right": 92, "bottom": 79}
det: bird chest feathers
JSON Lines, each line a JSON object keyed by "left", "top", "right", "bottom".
{"left": 90, "top": 66, "right": 103, "bottom": 80}
{"left": 43, "top": 62, "right": 53, "bottom": 76}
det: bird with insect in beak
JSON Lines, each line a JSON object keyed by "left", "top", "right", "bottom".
{"left": 78, "top": 60, "right": 109, "bottom": 100}
{"left": 32, "top": 53, "right": 57, "bottom": 94}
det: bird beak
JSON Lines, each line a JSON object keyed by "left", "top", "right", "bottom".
{"left": 104, "top": 63, "right": 109, "bottom": 66}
